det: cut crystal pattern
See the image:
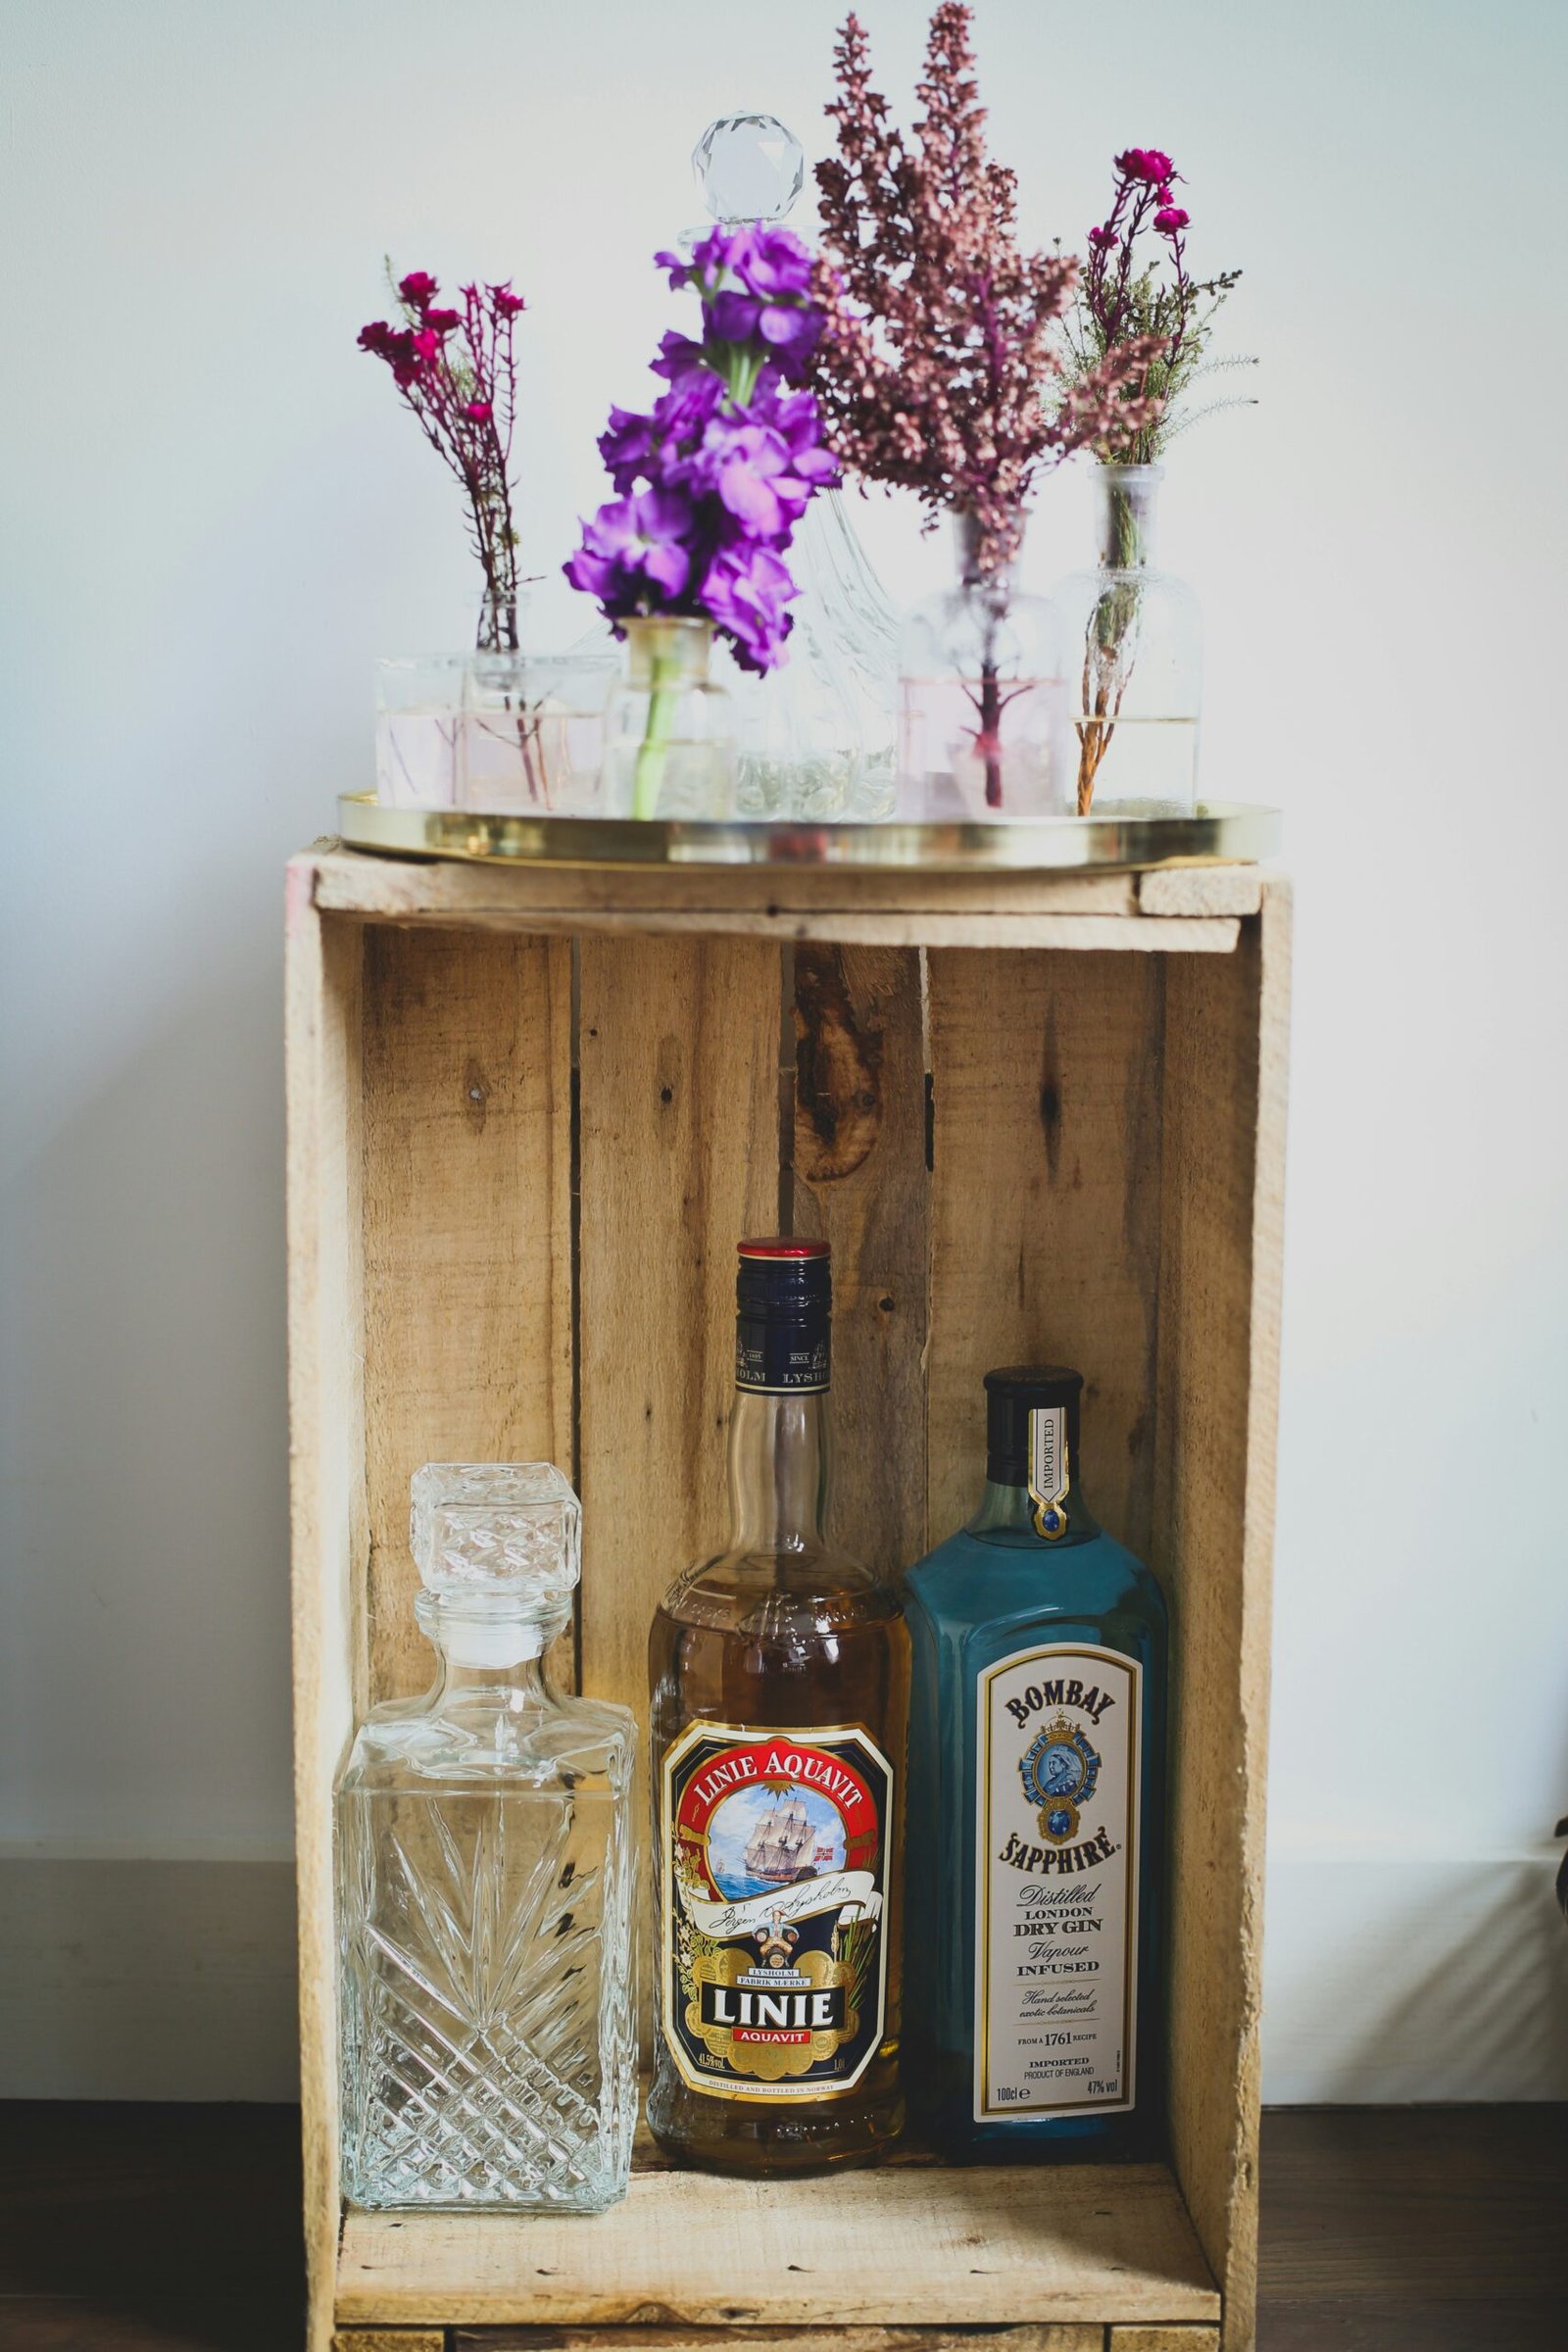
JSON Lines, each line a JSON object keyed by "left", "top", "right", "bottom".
{"left": 411, "top": 1460, "right": 580, "bottom": 1601}
{"left": 340, "top": 1783, "right": 633, "bottom": 2209}
{"left": 693, "top": 112, "right": 804, "bottom": 224}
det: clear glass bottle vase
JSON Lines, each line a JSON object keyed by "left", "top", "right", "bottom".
{"left": 603, "top": 615, "right": 736, "bottom": 820}
{"left": 336, "top": 1462, "right": 637, "bottom": 2211}
{"left": 1054, "top": 464, "right": 1202, "bottom": 816}
{"left": 899, "top": 517, "right": 1071, "bottom": 821}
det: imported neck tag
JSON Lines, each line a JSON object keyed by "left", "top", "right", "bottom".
{"left": 1027, "top": 1405, "right": 1069, "bottom": 1541}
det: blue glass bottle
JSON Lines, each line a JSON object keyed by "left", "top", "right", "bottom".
{"left": 905, "top": 1368, "right": 1166, "bottom": 2157}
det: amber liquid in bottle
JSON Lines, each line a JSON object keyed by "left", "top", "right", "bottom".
{"left": 647, "top": 1239, "right": 909, "bottom": 2174}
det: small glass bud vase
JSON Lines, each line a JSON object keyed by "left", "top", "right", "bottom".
{"left": 899, "top": 517, "right": 1071, "bottom": 821}
{"left": 336, "top": 1463, "right": 637, "bottom": 2212}
{"left": 463, "top": 593, "right": 615, "bottom": 816}
{"left": 375, "top": 655, "right": 465, "bottom": 808}
{"left": 1054, "top": 464, "right": 1202, "bottom": 815}
{"left": 375, "top": 596, "right": 614, "bottom": 816}
{"left": 603, "top": 615, "right": 736, "bottom": 820}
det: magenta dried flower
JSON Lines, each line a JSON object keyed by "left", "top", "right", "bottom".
{"left": 357, "top": 270, "right": 529, "bottom": 648}
{"left": 1064, "top": 146, "right": 1250, "bottom": 467}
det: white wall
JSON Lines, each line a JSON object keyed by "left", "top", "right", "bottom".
{"left": 4, "top": 0, "right": 1566, "bottom": 2099}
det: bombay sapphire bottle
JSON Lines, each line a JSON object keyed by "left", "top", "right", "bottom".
{"left": 904, "top": 1369, "right": 1166, "bottom": 2157}
{"left": 336, "top": 1462, "right": 637, "bottom": 2209}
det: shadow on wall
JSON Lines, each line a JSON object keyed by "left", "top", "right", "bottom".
{"left": 0, "top": 1854, "right": 299, "bottom": 2101}
{"left": 1263, "top": 1852, "right": 1568, "bottom": 2103}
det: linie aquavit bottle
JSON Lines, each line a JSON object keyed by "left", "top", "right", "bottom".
{"left": 904, "top": 1368, "right": 1167, "bottom": 2156}
{"left": 648, "top": 1239, "right": 909, "bottom": 2173}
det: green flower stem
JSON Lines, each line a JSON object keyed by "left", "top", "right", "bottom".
{"left": 632, "top": 646, "right": 682, "bottom": 819}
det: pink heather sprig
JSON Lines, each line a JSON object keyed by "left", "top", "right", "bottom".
{"left": 811, "top": 5, "right": 1162, "bottom": 578}
{"left": 358, "top": 270, "right": 527, "bottom": 648}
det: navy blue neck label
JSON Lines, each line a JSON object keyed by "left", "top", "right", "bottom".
{"left": 735, "top": 1311, "right": 831, "bottom": 1394}
{"left": 734, "top": 1243, "right": 832, "bottom": 1395}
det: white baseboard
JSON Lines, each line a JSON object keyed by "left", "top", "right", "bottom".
{"left": 0, "top": 1852, "right": 299, "bottom": 2100}
{"left": 4, "top": 1845, "right": 1565, "bottom": 2103}
{"left": 1262, "top": 1846, "right": 1568, "bottom": 2102}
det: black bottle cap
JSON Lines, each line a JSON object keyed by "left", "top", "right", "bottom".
{"left": 736, "top": 1238, "right": 831, "bottom": 1393}
{"left": 984, "top": 1364, "right": 1083, "bottom": 1486}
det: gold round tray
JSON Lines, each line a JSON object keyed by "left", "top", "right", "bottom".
{"left": 338, "top": 791, "right": 1280, "bottom": 873}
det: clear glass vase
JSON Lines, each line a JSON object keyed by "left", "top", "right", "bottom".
{"left": 1054, "top": 465, "right": 1202, "bottom": 815}
{"left": 690, "top": 111, "right": 900, "bottom": 823}
{"left": 463, "top": 594, "right": 615, "bottom": 815}
{"left": 602, "top": 615, "right": 736, "bottom": 820}
{"left": 336, "top": 1462, "right": 637, "bottom": 2212}
{"left": 375, "top": 595, "right": 614, "bottom": 815}
{"left": 899, "top": 518, "right": 1071, "bottom": 821}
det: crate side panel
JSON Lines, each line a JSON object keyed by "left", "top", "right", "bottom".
{"left": 360, "top": 928, "right": 574, "bottom": 1702}
{"left": 285, "top": 879, "right": 366, "bottom": 2352}
{"left": 1154, "top": 895, "right": 1289, "bottom": 2352}
{"left": 925, "top": 949, "right": 1165, "bottom": 1554}
{"left": 792, "top": 945, "right": 930, "bottom": 1576}
{"left": 576, "top": 936, "right": 784, "bottom": 2012}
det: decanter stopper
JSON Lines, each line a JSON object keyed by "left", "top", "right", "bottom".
{"left": 692, "top": 111, "right": 805, "bottom": 224}
{"left": 410, "top": 1462, "right": 579, "bottom": 1657}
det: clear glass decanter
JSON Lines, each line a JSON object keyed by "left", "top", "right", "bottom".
{"left": 900, "top": 518, "right": 1072, "bottom": 821}
{"left": 602, "top": 615, "right": 735, "bottom": 819}
{"left": 690, "top": 113, "right": 900, "bottom": 822}
{"left": 336, "top": 1462, "right": 637, "bottom": 2211}
{"left": 1054, "top": 463, "right": 1202, "bottom": 815}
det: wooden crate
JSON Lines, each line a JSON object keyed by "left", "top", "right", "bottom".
{"left": 288, "top": 846, "right": 1289, "bottom": 2352}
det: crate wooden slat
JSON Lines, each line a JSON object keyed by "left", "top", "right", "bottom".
{"left": 337, "top": 2162, "right": 1217, "bottom": 2328}
{"left": 449, "top": 2327, "right": 1107, "bottom": 2351}
{"left": 286, "top": 845, "right": 1289, "bottom": 2352}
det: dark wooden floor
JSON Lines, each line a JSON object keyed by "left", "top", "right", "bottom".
{"left": 0, "top": 2103, "right": 1563, "bottom": 2350}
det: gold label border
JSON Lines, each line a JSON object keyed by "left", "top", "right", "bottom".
{"left": 660, "top": 1714, "right": 893, "bottom": 2105}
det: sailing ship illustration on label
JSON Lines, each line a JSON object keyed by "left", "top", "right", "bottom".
{"left": 661, "top": 1720, "right": 893, "bottom": 2100}
{"left": 746, "top": 1791, "right": 813, "bottom": 1883}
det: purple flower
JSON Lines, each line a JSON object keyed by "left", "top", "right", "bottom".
{"left": 731, "top": 224, "right": 815, "bottom": 301}
{"left": 699, "top": 541, "right": 797, "bottom": 672}
{"left": 598, "top": 404, "right": 659, "bottom": 491}
{"left": 566, "top": 230, "right": 836, "bottom": 670}
{"left": 397, "top": 270, "right": 438, "bottom": 309}
{"left": 425, "top": 307, "right": 462, "bottom": 333}
{"left": 462, "top": 399, "right": 493, "bottom": 421}
{"left": 564, "top": 486, "right": 696, "bottom": 611}
{"left": 761, "top": 385, "right": 840, "bottom": 481}
{"left": 1154, "top": 206, "right": 1190, "bottom": 235}
{"left": 1087, "top": 223, "right": 1115, "bottom": 248}
{"left": 707, "top": 285, "right": 763, "bottom": 344}
{"left": 651, "top": 327, "right": 708, "bottom": 384}
{"left": 492, "top": 284, "right": 526, "bottom": 316}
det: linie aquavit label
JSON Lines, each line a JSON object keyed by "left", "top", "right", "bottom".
{"left": 975, "top": 1643, "right": 1140, "bottom": 2119}
{"left": 661, "top": 1719, "right": 892, "bottom": 2101}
